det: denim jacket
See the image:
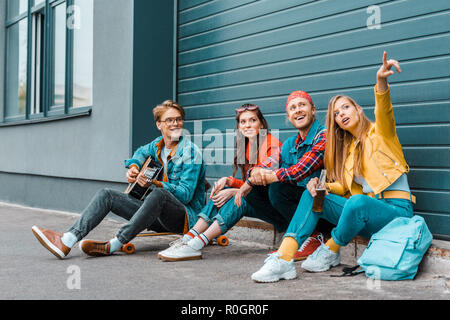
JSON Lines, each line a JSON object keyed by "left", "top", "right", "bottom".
{"left": 277, "top": 119, "right": 326, "bottom": 187}
{"left": 124, "top": 136, "right": 206, "bottom": 229}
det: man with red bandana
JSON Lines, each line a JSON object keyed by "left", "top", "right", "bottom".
{"left": 243, "top": 90, "right": 328, "bottom": 261}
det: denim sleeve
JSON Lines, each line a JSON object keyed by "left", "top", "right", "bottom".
{"left": 124, "top": 141, "right": 156, "bottom": 170}
{"left": 275, "top": 130, "right": 326, "bottom": 183}
{"left": 162, "top": 146, "right": 203, "bottom": 205}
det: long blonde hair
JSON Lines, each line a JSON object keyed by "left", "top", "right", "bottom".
{"left": 324, "top": 95, "right": 372, "bottom": 188}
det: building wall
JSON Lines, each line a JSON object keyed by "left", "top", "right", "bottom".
{"left": 0, "top": 0, "right": 134, "bottom": 212}
{"left": 176, "top": 0, "right": 450, "bottom": 237}
{"left": 131, "top": 0, "right": 176, "bottom": 152}
{"left": 0, "top": 0, "right": 4, "bottom": 121}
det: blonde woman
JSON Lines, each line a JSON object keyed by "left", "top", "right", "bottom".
{"left": 252, "top": 52, "right": 415, "bottom": 282}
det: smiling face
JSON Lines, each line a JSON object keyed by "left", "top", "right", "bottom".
{"left": 286, "top": 97, "right": 316, "bottom": 133}
{"left": 333, "top": 97, "right": 361, "bottom": 134}
{"left": 156, "top": 107, "right": 184, "bottom": 142}
{"left": 237, "top": 110, "right": 263, "bottom": 138}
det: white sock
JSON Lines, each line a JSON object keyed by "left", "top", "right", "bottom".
{"left": 109, "top": 237, "right": 123, "bottom": 253}
{"left": 188, "top": 234, "right": 209, "bottom": 251}
{"left": 61, "top": 232, "right": 78, "bottom": 248}
{"left": 183, "top": 229, "right": 199, "bottom": 243}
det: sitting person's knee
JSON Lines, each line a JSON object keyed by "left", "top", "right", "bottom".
{"left": 96, "top": 187, "right": 113, "bottom": 199}
{"left": 267, "top": 183, "right": 285, "bottom": 206}
{"left": 343, "top": 194, "right": 370, "bottom": 216}
{"left": 347, "top": 194, "right": 368, "bottom": 206}
{"left": 144, "top": 187, "right": 168, "bottom": 202}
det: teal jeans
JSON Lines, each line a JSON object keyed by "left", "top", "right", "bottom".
{"left": 198, "top": 183, "right": 305, "bottom": 234}
{"left": 284, "top": 191, "right": 414, "bottom": 246}
{"left": 197, "top": 196, "right": 250, "bottom": 234}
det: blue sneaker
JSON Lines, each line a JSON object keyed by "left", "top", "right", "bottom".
{"left": 301, "top": 244, "right": 340, "bottom": 272}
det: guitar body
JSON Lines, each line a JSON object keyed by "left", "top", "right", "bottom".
{"left": 125, "top": 157, "right": 163, "bottom": 200}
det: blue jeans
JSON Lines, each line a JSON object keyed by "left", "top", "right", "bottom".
{"left": 284, "top": 191, "right": 414, "bottom": 246}
{"left": 198, "top": 183, "right": 305, "bottom": 234}
{"left": 68, "top": 187, "right": 186, "bottom": 244}
{"left": 197, "top": 196, "right": 251, "bottom": 234}
{"left": 244, "top": 183, "right": 305, "bottom": 232}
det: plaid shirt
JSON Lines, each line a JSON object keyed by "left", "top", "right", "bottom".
{"left": 250, "top": 120, "right": 326, "bottom": 185}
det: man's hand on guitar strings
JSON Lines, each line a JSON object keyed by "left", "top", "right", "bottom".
{"left": 126, "top": 167, "right": 139, "bottom": 183}
{"left": 137, "top": 172, "right": 153, "bottom": 188}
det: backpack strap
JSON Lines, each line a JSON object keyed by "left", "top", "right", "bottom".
{"left": 330, "top": 265, "right": 364, "bottom": 277}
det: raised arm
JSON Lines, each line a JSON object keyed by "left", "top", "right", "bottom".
{"left": 374, "top": 52, "right": 402, "bottom": 138}
{"left": 376, "top": 51, "right": 401, "bottom": 93}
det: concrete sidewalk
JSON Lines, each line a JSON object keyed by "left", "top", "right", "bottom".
{"left": 0, "top": 202, "right": 448, "bottom": 300}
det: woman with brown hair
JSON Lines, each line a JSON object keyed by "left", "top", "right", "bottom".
{"left": 158, "top": 103, "right": 282, "bottom": 261}
{"left": 251, "top": 52, "right": 415, "bottom": 282}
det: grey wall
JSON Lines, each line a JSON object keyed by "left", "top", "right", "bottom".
{"left": 0, "top": 0, "right": 5, "bottom": 121}
{"left": 0, "top": 0, "right": 134, "bottom": 211}
{"left": 131, "top": 0, "right": 176, "bottom": 152}
{"left": 0, "top": 171, "right": 126, "bottom": 213}
{"left": 0, "top": 0, "right": 133, "bottom": 182}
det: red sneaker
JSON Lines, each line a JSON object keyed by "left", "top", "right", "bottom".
{"left": 271, "top": 232, "right": 326, "bottom": 261}
{"left": 294, "top": 232, "right": 325, "bottom": 261}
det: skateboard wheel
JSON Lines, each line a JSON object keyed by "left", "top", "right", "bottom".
{"left": 217, "top": 235, "right": 229, "bottom": 246}
{"left": 122, "top": 243, "right": 135, "bottom": 254}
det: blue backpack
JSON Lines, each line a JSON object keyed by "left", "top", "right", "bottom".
{"left": 357, "top": 215, "right": 433, "bottom": 280}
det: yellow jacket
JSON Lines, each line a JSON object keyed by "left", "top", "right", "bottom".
{"left": 327, "top": 85, "right": 409, "bottom": 197}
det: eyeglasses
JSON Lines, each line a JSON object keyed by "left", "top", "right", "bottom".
{"left": 235, "top": 105, "right": 259, "bottom": 113}
{"left": 159, "top": 117, "right": 184, "bottom": 125}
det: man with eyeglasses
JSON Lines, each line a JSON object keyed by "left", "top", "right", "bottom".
{"left": 32, "top": 100, "right": 206, "bottom": 259}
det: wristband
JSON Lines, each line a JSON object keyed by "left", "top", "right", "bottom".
{"left": 226, "top": 176, "right": 234, "bottom": 187}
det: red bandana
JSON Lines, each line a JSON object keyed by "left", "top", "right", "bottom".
{"left": 286, "top": 91, "right": 314, "bottom": 108}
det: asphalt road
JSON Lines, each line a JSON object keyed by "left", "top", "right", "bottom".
{"left": 0, "top": 202, "right": 448, "bottom": 301}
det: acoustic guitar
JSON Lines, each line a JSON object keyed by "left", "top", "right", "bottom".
{"left": 125, "top": 157, "right": 163, "bottom": 200}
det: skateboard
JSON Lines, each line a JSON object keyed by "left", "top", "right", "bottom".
{"left": 119, "top": 232, "right": 229, "bottom": 254}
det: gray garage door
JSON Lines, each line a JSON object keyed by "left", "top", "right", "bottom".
{"left": 176, "top": 0, "right": 450, "bottom": 238}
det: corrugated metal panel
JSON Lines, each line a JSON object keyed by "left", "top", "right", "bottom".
{"left": 176, "top": 0, "right": 450, "bottom": 236}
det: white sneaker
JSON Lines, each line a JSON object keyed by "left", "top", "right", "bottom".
{"left": 251, "top": 253, "right": 297, "bottom": 283}
{"left": 158, "top": 243, "right": 202, "bottom": 262}
{"left": 157, "top": 238, "right": 186, "bottom": 259}
{"left": 301, "top": 244, "right": 340, "bottom": 272}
